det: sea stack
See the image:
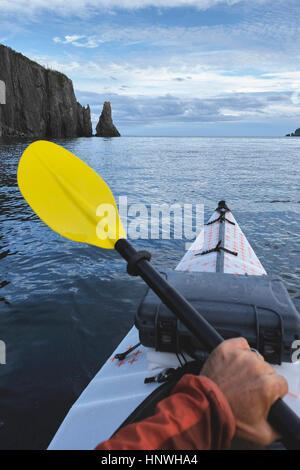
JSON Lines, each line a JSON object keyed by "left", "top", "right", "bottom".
{"left": 96, "top": 102, "right": 120, "bottom": 137}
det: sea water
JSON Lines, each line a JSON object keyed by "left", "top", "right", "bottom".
{"left": 0, "top": 136, "right": 299, "bottom": 449}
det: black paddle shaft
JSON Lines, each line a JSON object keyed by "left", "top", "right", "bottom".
{"left": 115, "top": 238, "right": 300, "bottom": 449}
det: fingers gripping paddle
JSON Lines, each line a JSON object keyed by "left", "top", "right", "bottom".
{"left": 18, "top": 140, "right": 300, "bottom": 449}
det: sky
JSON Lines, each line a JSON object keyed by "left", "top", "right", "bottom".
{"left": 1, "top": 0, "right": 300, "bottom": 136}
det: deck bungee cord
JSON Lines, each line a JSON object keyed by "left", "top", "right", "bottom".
{"left": 17, "top": 140, "right": 300, "bottom": 450}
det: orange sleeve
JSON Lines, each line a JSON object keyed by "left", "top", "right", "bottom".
{"left": 95, "top": 374, "right": 235, "bottom": 450}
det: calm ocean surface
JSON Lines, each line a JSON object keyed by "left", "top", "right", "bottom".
{"left": 0, "top": 136, "right": 299, "bottom": 449}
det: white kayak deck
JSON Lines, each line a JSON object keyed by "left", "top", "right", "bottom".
{"left": 48, "top": 209, "right": 300, "bottom": 450}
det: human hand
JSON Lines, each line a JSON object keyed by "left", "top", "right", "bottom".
{"left": 200, "top": 337, "right": 288, "bottom": 447}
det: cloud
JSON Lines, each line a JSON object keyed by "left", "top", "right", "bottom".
{"left": 53, "top": 35, "right": 98, "bottom": 48}
{"left": 31, "top": 51, "right": 300, "bottom": 99}
{"left": 76, "top": 89, "right": 299, "bottom": 128}
{"left": 0, "top": 0, "right": 272, "bottom": 17}
{"left": 54, "top": 35, "right": 83, "bottom": 44}
{"left": 47, "top": 10, "right": 300, "bottom": 72}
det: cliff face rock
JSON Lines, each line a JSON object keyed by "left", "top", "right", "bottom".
{"left": 0, "top": 44, "right": 92, "bottom": 138}
{"left": 286, "top": 128, "right": 300, "bottom": 137}
{"left": 96, "top": 101, "right": 120, "bottom": 137}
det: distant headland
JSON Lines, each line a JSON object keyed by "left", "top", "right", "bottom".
{"left": 0, "top": 44, "right": 120, "bottom": 138}
{"left": 286, "top": 128, "right": 300, "bottom": 137}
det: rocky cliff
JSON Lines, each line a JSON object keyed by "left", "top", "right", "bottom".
{"left": 0, "top": 44, "right": 92, "bottom": 138}
{"left": 96, "top": 101, "right": 120, "bottom": 137}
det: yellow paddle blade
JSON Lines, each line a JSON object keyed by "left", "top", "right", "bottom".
{"left": 17, "top": 140, "right": 126, "bottom": 249}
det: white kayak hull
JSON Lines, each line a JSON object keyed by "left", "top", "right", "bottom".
{"left": 48, "top": 205, "right": 300, "bottom": 450}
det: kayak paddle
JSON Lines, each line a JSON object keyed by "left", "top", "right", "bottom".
{"left": 17, "top": 140, "right": 300, "bottom": 449}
